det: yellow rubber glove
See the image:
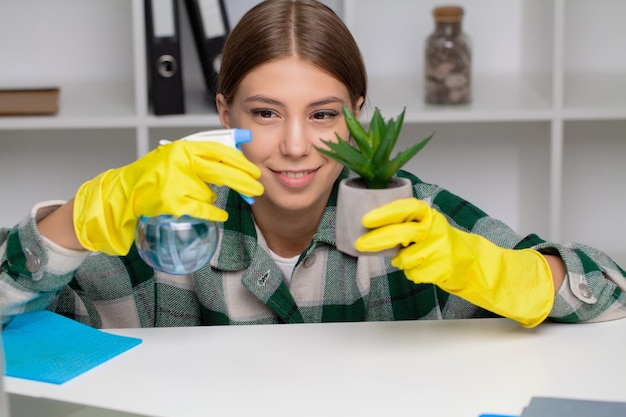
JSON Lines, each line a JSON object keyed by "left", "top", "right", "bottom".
{"left": 73, "top": 140, "right": 263, "bottom": 256}
{"left": 354, "top": 198, "right": 554, "bottom": 328}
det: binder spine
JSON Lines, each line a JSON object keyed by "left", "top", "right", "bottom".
{"left": 184, "top": 0, "right": 230, "bottom": 107}
{"left": 145, "top": 0, "right": 186, "bottom": 115}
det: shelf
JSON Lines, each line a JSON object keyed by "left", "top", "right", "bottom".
{"left": 3, "top": 72, "right": 623, "bottom": 130}
{"left": 0, "top": 81, "right": 136, "bottom": 130}
{"left": 0, "top": 82, "right": 222, "bottom": 130}
{"left": 366, "top": 74, "right": 552, "bottom": 123}
{"left": 0, "top": 74, "right": 557, "bottom": 130}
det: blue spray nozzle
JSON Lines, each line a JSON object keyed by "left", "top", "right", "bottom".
{"left": 164, "top": 129, "right": 256, "bottom": 205}
{"left": 231, "top": 129, "right": 254, "bottom": 204}
{"left": 232, "top": 128, "right": 252, "bottom": 150}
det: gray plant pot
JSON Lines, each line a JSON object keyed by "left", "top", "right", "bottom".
{"left": 335, "top": 176, "right": 413, "bottom": 257}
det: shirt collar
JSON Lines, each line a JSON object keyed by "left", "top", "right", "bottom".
{"left": 210, "top": 169, "right": 350, "bottom": 271}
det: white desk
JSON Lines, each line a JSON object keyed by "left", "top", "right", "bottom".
{"left": 5, "top": 318, "right": 626, "bottom": 417}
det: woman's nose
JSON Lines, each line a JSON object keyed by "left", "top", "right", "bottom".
{"left": 279, "top": 120, "right": 312, "bottom": 158}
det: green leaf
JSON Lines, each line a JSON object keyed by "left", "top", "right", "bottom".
{"left": 385, "top": 107, "right": 405, "bottom": 148}
{"left": 379, "top": 133, "right": 433, "bottom": 180}
{"left": 315, "top": 136, "right": 374, "bottom": 180}
{"left": 372, "top": 107, "right": 405, "bottom": 170}
{"left": 318, "top": 147, "right": 375, "bottom": 181}
{"left": 367, "top": 107, "right": 385, "bottom": 151}
{"left": 341, "top": 104, "right": 372, "bottom": 158}
{"left": 316, "top": 137, "right": 363, "bottom": 165}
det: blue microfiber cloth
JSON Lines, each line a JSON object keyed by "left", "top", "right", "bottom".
{"left": 2, "top": 310, "right": 141, "bottom": 384}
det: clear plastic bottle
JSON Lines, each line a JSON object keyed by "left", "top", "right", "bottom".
{"left": 424, "top": 5, "right": 471, "bottom": 105}
{"left": 135, "top": 129, "right": 253, "bottom": 275}
{"left": 135, "top": 215, "right": 219, "bottom": 275}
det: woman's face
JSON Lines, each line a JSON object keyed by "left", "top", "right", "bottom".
{"left": 217, "top": 56, "right": 362, "bottom": 214}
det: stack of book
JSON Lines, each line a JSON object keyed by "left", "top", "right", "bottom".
{"left": 0, "top": 87, "right": 60, "bottom": 116}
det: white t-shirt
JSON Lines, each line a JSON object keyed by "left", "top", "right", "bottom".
{"left": 254, "top": 223, "right": 298, "bottom": 286}
{"left": 267, "top": 248, "right": 299, "bottom": 286}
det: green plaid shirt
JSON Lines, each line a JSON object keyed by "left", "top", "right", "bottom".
{"left": 2, "top": 170, "right": 626, "bottom": 328}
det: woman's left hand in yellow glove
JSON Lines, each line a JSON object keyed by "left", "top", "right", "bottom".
{"left": 354, "top": 198, "right": 554, "bottom": 327}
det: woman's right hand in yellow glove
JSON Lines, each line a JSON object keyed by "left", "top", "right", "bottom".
{"left": 72, "top": 140, "right": 263, "bottom": 256}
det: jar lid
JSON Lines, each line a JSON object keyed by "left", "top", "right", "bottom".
{"left": 433, "top": 6, "right": 464, "bottom": 22}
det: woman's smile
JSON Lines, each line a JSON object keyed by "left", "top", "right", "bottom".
{"left": 271, "top": 168, "right": 319, "bottom": 188}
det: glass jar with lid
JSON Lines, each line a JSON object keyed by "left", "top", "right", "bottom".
{"left": 424, "top": 5, "right": 471, "bottom": 105}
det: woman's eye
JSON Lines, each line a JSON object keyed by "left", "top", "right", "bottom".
{"left": 251, "top": 109, "right": 276, "bottom": 119}
{"left": 312, "top": 110, "right": 339, "bottom": 120}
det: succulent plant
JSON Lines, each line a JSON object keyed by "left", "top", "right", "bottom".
{"left": 316, "top": 104, "right": 432, "bottom": 189}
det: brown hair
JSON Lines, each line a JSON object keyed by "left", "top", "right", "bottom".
{"left": 217, "top": 0, "right": 367, "bottom": 109}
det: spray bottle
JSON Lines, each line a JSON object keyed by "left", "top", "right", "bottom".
{"left": 135, "top": 129, "right": 253, "bottom": 275}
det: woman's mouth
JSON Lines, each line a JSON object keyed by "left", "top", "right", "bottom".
{"left": 272, "top": 169, "right": 318, "bottom": 188}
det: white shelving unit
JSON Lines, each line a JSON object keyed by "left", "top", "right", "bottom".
{"left": 1, "top": 0, "right": 625, "bottom": 265}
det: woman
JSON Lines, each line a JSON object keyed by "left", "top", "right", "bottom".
{"left": 1, "top": 0, "right": 625, "bottom": 328}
